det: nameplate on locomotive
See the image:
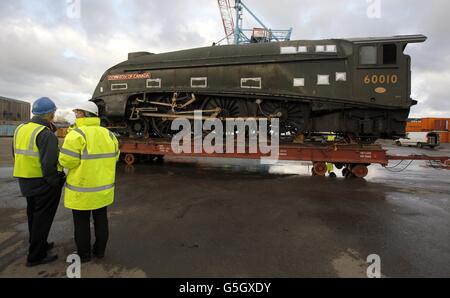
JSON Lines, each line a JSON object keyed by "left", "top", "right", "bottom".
{"left": 107, "top": 73, "right": 151, "bottom": 81}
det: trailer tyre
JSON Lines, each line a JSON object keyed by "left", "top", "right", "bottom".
{"left": 124, "top": 154, "right": 136, "bottom": 166}
{"left": 351, "top": 164, "right": 369, "bottom": 179}
{"left": 313, "top": 162, "right": 328, "bottom": 176}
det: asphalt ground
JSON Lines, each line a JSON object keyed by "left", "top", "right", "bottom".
{"left": 0, "top": 137, "right": 449, "bottom": 277}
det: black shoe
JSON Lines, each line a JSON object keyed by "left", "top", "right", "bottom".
{"left": 93, "top": 246, "right": 105, "bottom": 259}
{"left": 26, "top": 254, "right": 58, "bottom": 267}
{"left": 73, "top": 251, "right": 91, "bottom": 263}
{"left": 46, "top": 242, "right": 54, "bottom": 251}
{"left": 80, "top": 256, "right": 91, "bottom": 263}
{"left": 93, "top": 252, "right": 105, "bottom": 259}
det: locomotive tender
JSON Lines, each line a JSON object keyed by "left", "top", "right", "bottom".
{"left": 91, "top": 34, "right": 426, "bottom": 142}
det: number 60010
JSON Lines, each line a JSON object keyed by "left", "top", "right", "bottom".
{"left": 364, "top": 74, "right": 398, "bottom": 84}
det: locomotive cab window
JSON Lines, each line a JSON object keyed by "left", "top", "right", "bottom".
{"left": 382, "top": 44, "right": 397, "bottom": 65}
{"left": 359, "top": 46, "right": 377, "bottom": 65}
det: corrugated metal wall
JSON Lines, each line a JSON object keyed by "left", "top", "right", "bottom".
{"left": 0, "top": 97, "right": 31, "bottom": 122}
{"left": 0, "top": 97, "right": 30, "bottom": 137}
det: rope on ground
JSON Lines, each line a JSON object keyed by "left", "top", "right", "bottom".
{"left": 384, "top": 159, "right": 414, "bottom": 173}
{"left": 385, "top": 158, "right": 447, "bottom": 172}
{"left": 426, "top": 160, "right": 446, "bottom": 170}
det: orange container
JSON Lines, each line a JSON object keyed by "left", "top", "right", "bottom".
{"left": 421, "top": 118, "right": 434, "bottom": 131}
{"left": 406, "top": 119, "right": 423, "bottom": 132}
{"left": 422, "top": 118, "right": 450, "bottom": 131}
{"left": 439, "top": 131, "right": 449, "bottom": 143}
{"left": 434, "top": 119, "right": 449, "bottom": 131}
{"left": 406, "top": 118, "right": 450, "bottom": 133}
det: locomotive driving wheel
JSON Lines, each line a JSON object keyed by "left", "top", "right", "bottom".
{"left": 202, "top": 97, "right": 243, "bottom": 119}
{"left": 150, "top": 94, "right": 198, "bottom": 138}
{"left": 201, "top": 97, "right": 246, "bottom": 137}
{"left": 261, "top": 101, "right": 305, "bottom": 143}
{"left": 151, "top": 96, "right": 176, "bottom": 138}
{"left": 128, "top": 119, "right": 149, "bottom": 138}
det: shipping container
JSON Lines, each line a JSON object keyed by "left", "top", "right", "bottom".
{"left": 434, "top": 119, "right": 448, "bottom": 131}
{"left": 438, "top": 131, "right": 449, "bottom": 143}
{"left": 406, "top": 118, "right": 450, "bottom": 133}
{"left": 406, "top": 119, "right": 423, "bottom": 132}
{"left": 421, "top": 118, "right": 450, "bottom": 131}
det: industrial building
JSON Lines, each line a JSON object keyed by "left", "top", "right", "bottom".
{"left": 0, "top": 96, "right": 31, "bottom": 137}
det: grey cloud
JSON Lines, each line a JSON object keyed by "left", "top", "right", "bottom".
{"left": 0, "top": 0, "right": 449, "bottom": 117}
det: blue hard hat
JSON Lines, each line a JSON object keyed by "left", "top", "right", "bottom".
{"left": 32, "top": 97, "right": 57, "bottom": 115}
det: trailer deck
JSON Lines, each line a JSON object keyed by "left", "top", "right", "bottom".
{"left": 119, "top": 138, "right": 450, "bottom": 178}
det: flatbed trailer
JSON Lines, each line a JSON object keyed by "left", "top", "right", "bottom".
{"left": 119, "top": 138, "right": 450, "bottom": 178}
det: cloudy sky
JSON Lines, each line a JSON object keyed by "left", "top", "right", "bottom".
{"left": 0, "top": 0, "right": 449, "bottom": 118}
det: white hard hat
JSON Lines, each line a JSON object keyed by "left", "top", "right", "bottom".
{"left": 74, "top": 101, "right": 99, "bottom": 116}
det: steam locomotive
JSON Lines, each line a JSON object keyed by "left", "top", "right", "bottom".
{"left": 91, "top": 34, "right": 426, "bottom": 143}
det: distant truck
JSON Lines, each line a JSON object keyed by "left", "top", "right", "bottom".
{"left": 395, "top": 132, "right": 440, "bottom": 149}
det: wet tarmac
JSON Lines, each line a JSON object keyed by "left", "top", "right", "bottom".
{"left": 0, "top": 137, "right": 449, "bottom": 277}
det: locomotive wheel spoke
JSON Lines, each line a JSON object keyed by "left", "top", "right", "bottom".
{"left": 261, "top": 101, "right": 304, "bottom": 142}
{"left": 150, "top": 94, "right": 198, "bottom": 138}
{"left": 151, "top": 97, "right": 175, "bottom": 138}
{"left": 201, "top": 97, "right": 246, "bottom": 137}
{"left": 203, "top": 97, "right": 241, "bottom": 119}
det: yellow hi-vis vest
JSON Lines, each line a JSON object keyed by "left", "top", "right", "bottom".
{"left": 13, "top": 122, "right": 47, "bottom": 178}
{"left": 327, "top": 133, "right": 337, "bottom": 142}
{"left": 59, "top": 117, "right": 120, "bottom": 211}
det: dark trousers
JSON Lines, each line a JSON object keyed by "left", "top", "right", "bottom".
{"left": 26, "top": 186, "right": 62, "bottom": 263}
{"left": 72, "top": 207, "right": 109, "bottom": 258}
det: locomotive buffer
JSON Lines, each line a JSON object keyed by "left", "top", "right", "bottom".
{"left": 118, "top": 138, "right": 450, "bottom": 178}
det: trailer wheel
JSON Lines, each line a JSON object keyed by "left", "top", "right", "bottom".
{"left": 155, "top": 155, "right": 165, "bottom": 163}
{"left": 313, "top": 162, "right": 327, "bottom": 176}
{"left": 124, "top": 154, "right": 136, "bottom": 166}
{"left": 351, "top": 164, "right": 369, "bottom": 179}
{"left": 343, "top": 168, "right": 356, "bottom": 179}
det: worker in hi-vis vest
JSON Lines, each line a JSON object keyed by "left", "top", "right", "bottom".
{"left": 13, "top": 97, "right": 65, "bottom": 267}
{"left": 326, "top": 132, "right": 337, "bottom": 177}
{"left": 59, "top": 101, "right": 119, "bottom": 263}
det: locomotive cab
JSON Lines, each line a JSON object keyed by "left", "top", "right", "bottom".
{"left": 350, "top": 35, "right": 426, "bottom": 109}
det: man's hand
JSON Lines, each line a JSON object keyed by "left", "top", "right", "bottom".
{"left": 58, "top": 171, "right": 67, "bottom": 187}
